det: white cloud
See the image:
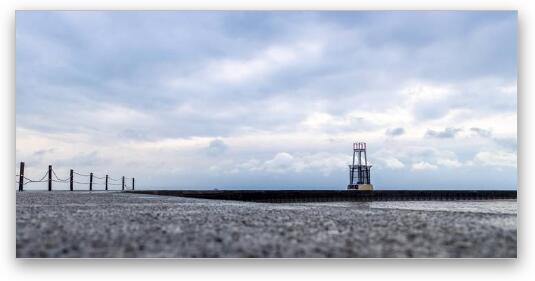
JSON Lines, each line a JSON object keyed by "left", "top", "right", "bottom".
{"left": 261, "top": 152, "right": 348, "bottom": 175}
{"left": 301, "top": 112, "right": 357, "bottom": 130}
{"left": 412, "top": 161, "right": 438, "bottom": 171}
{"left": 207, "top": 152, "right": 350, "bottom": 177}
{"left": 402, "top": 82, "right": 453, "bottom": 103}
{"left": 383, "top": 157, "right": 405, "bottom": 169}
{"left": 437, "top": 158, "right": 462, "bottom": 167}
{"left": 264, "top": 152, "right": 299, "bottom": 173}
{"left": 236, "top": 159, "right": 262, "bottom": 172}
{"left": 474, "top": 151, "right": 517, "bottom": 168}
{"left": 15, "top": 12, "right": 517, "bottom": 189}
{"left": 211, "top": 41, "right": 323, "bottom": 83}
{"left": 299, "top": 153, "right": 350, "bottom": 176}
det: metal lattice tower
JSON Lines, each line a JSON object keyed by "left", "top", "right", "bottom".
{"left": 348, "top": 142, "right": 373, "bottom": 190}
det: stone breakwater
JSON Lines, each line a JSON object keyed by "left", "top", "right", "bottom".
{"left": 16, "top": 191, "right": 516, "bottom": 258}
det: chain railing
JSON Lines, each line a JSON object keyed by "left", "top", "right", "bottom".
{"left": 16, "top": 162, "right": 135, "bottom": 191}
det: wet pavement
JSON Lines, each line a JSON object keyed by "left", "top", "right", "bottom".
{"left": 16, "top": 191, "right": 517, "bottom": 258}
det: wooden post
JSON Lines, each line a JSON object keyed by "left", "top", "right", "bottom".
{"left": 122, "top": 176, "right": 125, "bottom": 191}
{"left": 105, "top": 175, "right": 108, "bottom": 191}
{"left": 18, "top": 162, "right": 24, "bottom": 192}
{"left": 70, "top": 169, "right": 73, "bottom": 191}
{"left": 89, "top": 173, "right": 93, "bottom": 191}
{"left": 48, "top": 165, "right": 52, "bottom": 191}
{"left": 132, "top": 178, "right": 135, "bottom": 190}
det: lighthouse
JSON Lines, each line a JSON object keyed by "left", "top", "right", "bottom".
{"left": 347, "top": 142, "right": 373, "bottom": 190}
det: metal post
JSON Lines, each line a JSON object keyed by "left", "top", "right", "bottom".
{"left": 364, "top": 144, "right": 369, "bottom": 184}
{"left": 132, "top": 178, "right": 135, "bottom": 190}
{"left": 122, "top": 176, "right": 125, "bottom": 191}
{"left": 70, "top": 169, "right": 73, "bottom": 191}
{"left": 89, "top": 173, "right": 93, "bottom": 191}
{"left": 48, "top": 165, "right": 52, "bottom": 191}
{"left": 18, "top": 162, "right": 24, "bottom": 192}
{"left": 105, "top": 175, "right": 108, "bottom": 191}
{"left": 359, "top": 147, "right": 362, "bottom": 166}
{"left": 351, "top": 148, "right": 355, "bottom": 185}
{"left": 364, "top": 143, "right": 368, "bottom": 167}
{"left": 350, "top": 166, "right": 353, "bottom": 186}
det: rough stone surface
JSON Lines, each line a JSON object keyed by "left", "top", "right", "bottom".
{"left": 16, "top": 191, "right": 517, "bottom": 258}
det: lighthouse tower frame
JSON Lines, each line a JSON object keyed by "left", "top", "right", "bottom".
{"left": 348, "top": 142, "right": 373, "bottom": 190}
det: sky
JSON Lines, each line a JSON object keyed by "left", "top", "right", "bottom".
{"left": 15, "top": 11, "right": 517, "bottom": 190}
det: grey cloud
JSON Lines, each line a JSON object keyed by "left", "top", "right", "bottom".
{"left": 56, "top": 151, "right": 102, "bottom": 167}
{"left": 16, "top": 11, "right": 517, "bottom": 141}
{"left": 15, "top": 12, "right": 517, "bottom": 189}
{"left": 26, "top": 148, "right": 56, "bottom": 164}
{"left": 33, "top": 148, "right": 55, "bottom": 157}
{"left": 470, "top": 127, "right": 492, "bottom": 138}
{"left": 385, "top": 127, "right": 405, "bottom": 137}
{"left": 412, "top": 101, "right": 453, "bottom": 120}
{"left": 206, "top": 139, "right": 228, "bottom": 156}
{"left": 118, "top": 129, "right": 155, "bottom": 141}
{"left": 425, "top": 128, "right": 462, "bottom": 139}
{"left": 494, "top": 137, "right": 517, "bottom": 152}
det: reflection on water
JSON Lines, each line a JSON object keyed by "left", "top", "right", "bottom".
{"left": 306, "top": 200, "right": 517, "bottom": 214}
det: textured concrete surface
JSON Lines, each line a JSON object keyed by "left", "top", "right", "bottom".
{"left": 16, "top": 191, "right": 517, "bottom": 258}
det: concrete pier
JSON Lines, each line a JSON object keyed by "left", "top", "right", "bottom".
{"left": 126, "top": 190, "right": 517, "bottom": 203}
{"left": 17, "top": 191, "right": 516, "bottom": 258}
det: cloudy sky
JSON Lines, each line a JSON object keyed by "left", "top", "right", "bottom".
{"left": 16, "top": 11, "right": 517, "bottom": 190}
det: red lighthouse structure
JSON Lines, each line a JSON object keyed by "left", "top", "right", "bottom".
{"left": 348, "top": 142, "right": 373, "bottom": 190}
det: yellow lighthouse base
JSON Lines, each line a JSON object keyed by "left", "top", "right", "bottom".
{"left": 357, "top": 184, "right": 373, "bottom": 191}
{"left": 347, "top": 184, "right": 374, "bottom": 191}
